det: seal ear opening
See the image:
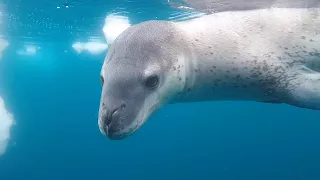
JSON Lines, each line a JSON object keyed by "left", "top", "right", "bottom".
{"left": 100, "top": 75, "right": 104, "bottom": 85}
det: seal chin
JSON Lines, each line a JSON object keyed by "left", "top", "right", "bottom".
{"left": 105, "top": 132, "right": 129, "bottom": 140}
{"left": 98, "top": 122, "right": 139, "bottom": 140}
{"left": 98, "top": 96, "right": 163, "bottom": 140}
{"left": 98, "top": 113, "right": 141, "bottom": 140}
{"left": 98, "top": 111, "right": 148, "bottom": 140}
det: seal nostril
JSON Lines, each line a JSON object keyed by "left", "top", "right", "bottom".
{"left": 121, "top": 103, "right": 126, "bottom": 108}
{"left": 105, "top": 108, "right": 119, "bottom": 127}
{"left": 103, "top": 124, "right": 109, "bottom": 136}
{"left": 102, "top": 106, "right": 123, "bottom": 136}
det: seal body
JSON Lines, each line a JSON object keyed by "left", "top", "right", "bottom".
{"left": 99, "top": 8, "right": 320, "bottom": 140}
{"left": 174, "top": 8, "right": 320, "bottom": 109}
{"left": 180, "top": 0, "right": 319, "bottom": 13}
{"left": 173, "top": 8, "right": 320, "bottom": 109}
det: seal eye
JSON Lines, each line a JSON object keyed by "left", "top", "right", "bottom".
{"left": 100, "top": 75, "right": 104, "bottom": 85}
{"left": 144, "top": 75, "right": 159, "bottom": 89}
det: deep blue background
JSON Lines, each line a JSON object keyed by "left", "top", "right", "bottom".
{"left": 0, "top": 0, "right": 320, "bottom": 179}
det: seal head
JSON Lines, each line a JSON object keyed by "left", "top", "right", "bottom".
{"left": 98, "top": 21, "right": 189, "bottom": 140}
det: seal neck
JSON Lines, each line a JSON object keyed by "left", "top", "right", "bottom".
{"left": 169, "top": 43, "right": 198, "bottom": 104}
{"left": 171, "top": 15, "right": 246, "bottom": 103}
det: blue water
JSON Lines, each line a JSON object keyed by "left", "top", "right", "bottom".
{"left": 0, "top": 0, "right": 320, "bottom": 179}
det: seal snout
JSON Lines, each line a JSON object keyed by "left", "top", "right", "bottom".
{"left": 101, "top": 108, "right": 118, "bottom": 134}
{"left": 99, "top": 103, "right": 126, "bottom": 139}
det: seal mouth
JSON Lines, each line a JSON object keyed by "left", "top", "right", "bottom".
{"left": 100, "top": 107, "right": 120, "bottom": 136}
{"left": 105, "top": 121, "right": 143, "bottom": 140}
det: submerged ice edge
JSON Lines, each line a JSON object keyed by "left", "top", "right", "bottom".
{"left": 72, "top": 13, "right": 131, "bottom": 55}
{"left": 0, "top": 38, "right": 8, "bottom": 59}
{"left": 0, "top": 97, "right": 14, "bottom": 156}
{"left": 0, "top": 34, "right": 13, "bottom": 156}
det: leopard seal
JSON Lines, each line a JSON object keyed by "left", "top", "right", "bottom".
{"left": 98, "top": 8, "right": 320, "bottom": 140}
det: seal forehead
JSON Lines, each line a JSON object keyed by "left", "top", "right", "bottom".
{"left": 105, "top": 21, "right": 181, "bottom": 68}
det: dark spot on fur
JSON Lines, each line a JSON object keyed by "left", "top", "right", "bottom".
{"left": 263, "top": 66, "right": 268, "bottom": 71}
{"left": 309, "top": 52, "right": 320, "bottom": 57}
{"left": 301, "top": 36, "right": 306, "bottom": 40}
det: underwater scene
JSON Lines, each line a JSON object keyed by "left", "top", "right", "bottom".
{"left": 0, "top": 0, "right": 320, "bottom": 179}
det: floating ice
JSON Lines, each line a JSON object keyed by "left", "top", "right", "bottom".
{"left": 0, "top": 97, "right": 14, "bottom": 156}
